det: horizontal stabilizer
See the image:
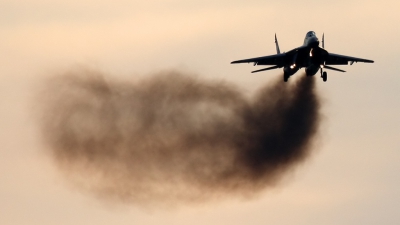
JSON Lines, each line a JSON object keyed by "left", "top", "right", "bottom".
{"left": 251, "top": 66, "right": 280, "bottom": 73}
{"left": 324, "top": 65, "right": 346, "bottom": 72}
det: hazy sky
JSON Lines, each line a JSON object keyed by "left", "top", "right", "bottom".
{"left": 1, "top": 0, "right": 399, "bottom": 225}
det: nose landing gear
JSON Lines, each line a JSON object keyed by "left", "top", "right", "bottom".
{"left": 284, "top": 73, "right": 289, "bottom": 82}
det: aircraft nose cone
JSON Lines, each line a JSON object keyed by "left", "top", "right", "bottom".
{"left": 310, "top": 36, "right": 318, "bottom": 42}
{"left": 308, "top": 36, "right": 319, "bottom": 47}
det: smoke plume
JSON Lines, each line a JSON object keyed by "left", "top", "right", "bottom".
{"left": 38, "top": 69, "right": 321, "bottom": 206}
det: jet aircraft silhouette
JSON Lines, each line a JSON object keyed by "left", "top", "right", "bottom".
{"left": 231, "top": 31, "right": 374, "bottom": 82}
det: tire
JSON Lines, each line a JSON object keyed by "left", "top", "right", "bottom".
{"left": 322, "top": 72, "right": 327, "bottom": 82}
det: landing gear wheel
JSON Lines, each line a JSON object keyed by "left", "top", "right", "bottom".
{"left": 283, "top": 74, "right": 289, "bottom": 82}
{"left": 322, "top": 71, "right": 327, "bottom": 82}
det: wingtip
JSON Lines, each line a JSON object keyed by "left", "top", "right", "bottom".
{"left": 231, "top": 59, "right": 247, "bottom": 64}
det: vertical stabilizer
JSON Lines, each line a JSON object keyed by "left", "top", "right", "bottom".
{"left": 322, "top": 33, "right": 324, "bottom": 48}
{"left": 275, "top": 34, "right": 281, "bottom": 54}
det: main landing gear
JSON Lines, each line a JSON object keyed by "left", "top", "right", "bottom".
{"left": 320, "top": 69, "right": 327, "bottom": 82}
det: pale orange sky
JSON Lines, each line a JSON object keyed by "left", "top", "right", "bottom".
{"left": 1, "top": 0, "right": 399, "bottom": 225}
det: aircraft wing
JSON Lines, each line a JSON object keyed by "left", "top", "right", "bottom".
{"left": 231, "top": 53, "right": 286, "bottom": 66}
{"left": 325, "top": 53, "right": 374, "bottom": 65}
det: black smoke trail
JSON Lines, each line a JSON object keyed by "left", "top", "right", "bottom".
{"left": 37, "top": 69, "right": 321, "bottom": 206}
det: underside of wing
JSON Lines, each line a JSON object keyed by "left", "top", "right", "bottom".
{"left": 326, "top": 53, "right": 374, "bottom": 65}
{"left": 231, "top": 53, "right": 286, "bottom": 66}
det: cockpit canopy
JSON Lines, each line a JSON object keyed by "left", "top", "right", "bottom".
{"left": 306, "top": 31, "right": 316, "bottom": 37}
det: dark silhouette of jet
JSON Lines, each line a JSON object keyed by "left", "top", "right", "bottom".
{"left": 231, "top": 31, "right": 374, "bottom": 82}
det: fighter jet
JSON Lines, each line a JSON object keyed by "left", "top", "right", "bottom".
{"left": 231, "top": 31, "right": 374, "bottom": 82}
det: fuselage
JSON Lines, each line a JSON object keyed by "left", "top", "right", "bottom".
{"left": 284, "top": 31, "right": 323, "bottom": 77}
